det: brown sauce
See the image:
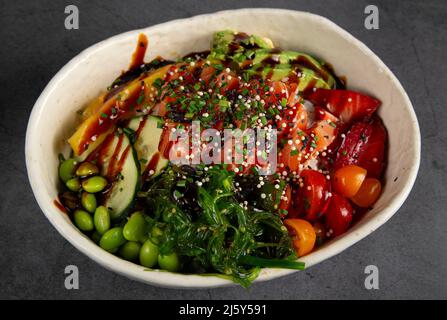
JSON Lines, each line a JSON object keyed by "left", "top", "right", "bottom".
{"left": 54, "top": 199, "right": 68, "bottom": 214}
{"left": 129, "top": 34, "right": 148, "bottom": 70}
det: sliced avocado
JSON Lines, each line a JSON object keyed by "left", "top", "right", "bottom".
{"left": 127, "top": 115, "right": 168, "bottom": 177}
{"left": 209, "top": 30, "right": 274, "bottom": 61}
{"left": 248, "top": 49, "right": 336, "bottom": 89}
{"left": 247, "top": 64, "right": 332, "bottom": 90}
{"left": 208, "top": 30, "right": 337, "bottom": 90}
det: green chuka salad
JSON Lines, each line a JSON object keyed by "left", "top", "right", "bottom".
{"left": 57, "top": 31, "right": 387, "bottom": 286}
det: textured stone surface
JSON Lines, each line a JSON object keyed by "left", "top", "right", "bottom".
{"left": 0, "top": 0, "right": 446, "bottom": 299}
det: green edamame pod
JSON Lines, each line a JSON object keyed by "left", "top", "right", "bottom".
{"left": 82, "top": 176, "right": 108, "bottom": 193}
{"left": 73, "top": 210, "right": 94, "bottom": 232}
{"left": 94, "top": 206, "right": 111, "bottom": 235}
{"left": 119, "top": 241, "right": 141, "bottom": 261}
{"left": 158, "top": 252, "right": 180, "bottom": 272}
{"left": 100, "top": 227, "right": 126, "bottom": 252}
{"left": 76, "top": 162, "right": 99, "bottom": 177}
{"left": 139, "top": 240, "right": 159, "bottom": 268}
{"left": 81, "top": 192, "right": 97, "bottom": 213}
{"left": 66, "top": 178, "right": 81, "bottom": 192}
{"left": 59, "top": 158, "right": 77, "bottom": 183}
{"left": 123, "top": 212, "right": 147, "bottom": 242}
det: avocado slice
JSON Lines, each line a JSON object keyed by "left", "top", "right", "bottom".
{"left": 209, "top": 31, "right": 338, "bottom": 91}
{"left": 250, "top": 49, "right": 336, "bottom": 87}
{"left": 209, "top": 30, "right": 274, "bottom": 61}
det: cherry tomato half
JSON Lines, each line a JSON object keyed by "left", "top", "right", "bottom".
{"left": 351, "top": 178, "right": 382, "bottom": 208}
{"left": 333, "top": 165, "right": 367, "bottom": 198}
{"left": 293, "top": 170, "right": 330, "bottom": 220}
{"left": 284, "top": 218, "right": 316, "bottom": 257}
{"left": 325, "top": 194, "right": 353, "bottom": 237}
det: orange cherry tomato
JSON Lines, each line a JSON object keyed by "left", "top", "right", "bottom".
{"left": 333, "top": 165, "right": 367, "bottom": 198}
{"left": 351, "top": 178, "right": 382, "bottom": 207}
{"left": 283, "top": 219, "right": 316, "bottom": 257}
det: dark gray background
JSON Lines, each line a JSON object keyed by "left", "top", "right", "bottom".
{"left": 1, "top": 0, "right": 446, "bottom": 300}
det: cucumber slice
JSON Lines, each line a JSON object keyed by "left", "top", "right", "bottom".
{"left": 128, "top": 115, "right": 168, "bottom": 177}
{"left": 102, "top": 132, "right": 140, "bottom": 221}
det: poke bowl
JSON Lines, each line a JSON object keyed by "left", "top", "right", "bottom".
{"left": 25, "top": 9, "right": 420, "bottom": 288}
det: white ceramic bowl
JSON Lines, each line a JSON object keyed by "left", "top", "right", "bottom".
{"left": 26, "top": 9, "right": 420, "bottom": 288}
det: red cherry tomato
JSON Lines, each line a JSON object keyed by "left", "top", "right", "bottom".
{"left": 293, "top": 170, "right": 330, "bottom": 220}
{"left": 307, "top": 88, "right": 381, "bottom": 123}
{"left": 313, "top": 222, "right": 326, "bottom": 247}
{"left": 325, "top": 194, "right": 353, "bottom": 237}
{"left": 334, "top": 117, "right": 387, "bottom": 178}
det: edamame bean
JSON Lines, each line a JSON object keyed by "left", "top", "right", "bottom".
{"left": 76, "top": 162, "right": 99, "bottom": 177}
{"left": 158, "top": 252, "right": 180, "bottom": 272}
{"left": 82, "top": 176, "right": 108, "bottom": 193}
{"left": 94, "top": 206, "right": 110, "bottom": 235}
{"left": 73, "top": 210, "right": 94, "bottom": 232}
{"left": 100, "top": 227, "right": 126, "bottom": 252}
{"left": 59, "top": 158, "right": 77, "bottom": 183}
{"left": 139, "top": 240, "right": 159, "bottom": 268}
{"left": 81, "top": 192, "right": 97, "bottom": 213}
{"left": 119, "top": 241, "right": 141, "bottom": 261}
{"left": 66, "top": 178, "right": 81, "bottom": 192}
{"left": 123, "top": 212, "right": 147, "bottom": 242}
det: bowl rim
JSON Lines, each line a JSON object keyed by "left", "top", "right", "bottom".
{"left": 25, "top": 8, "right": 421, "bottom": 289}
